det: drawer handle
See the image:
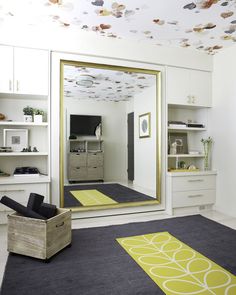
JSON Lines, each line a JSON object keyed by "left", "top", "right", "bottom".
{"left": 76, "top": 167, "right": 80, "bottom": 169}
{"left": 76, "top": 153, "right": 81, "bottom": 155}
{"left": 0, "top": 189, "right": 25, "bottom": 193}
{"left": 188, "top": 194, "right": 203, "bottom": 198}
{"left": 188, "top": 179, "right": 204, "bottom": 182}
{"left": 56, "top": 222, "right": 64, "bottom": 228}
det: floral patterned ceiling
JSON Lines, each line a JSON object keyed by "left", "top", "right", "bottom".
{"left": 0, "top": 0, "right": 236, "bottom": 54}
{"left": 63, "top": 65, "right": 156, "bottom": 101}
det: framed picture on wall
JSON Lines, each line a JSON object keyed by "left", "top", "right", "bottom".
{"left": 139, "top": 112, "right": 151, "bottom": 138}
{"left": 168, "top": 132, "right": 188, "bottom": 154}
{"left": 3, "top": 129, "right": 28, "bottom": 152}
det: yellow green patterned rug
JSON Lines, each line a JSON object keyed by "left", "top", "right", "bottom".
{"left": 70, "top": 189, "right": 118, "bottom": 206}
{"left": 117, "top": 232, "right": 236, "bottom": 295}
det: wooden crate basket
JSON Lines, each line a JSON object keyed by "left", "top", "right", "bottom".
{"left": 7, "top": 208, "right": 71, "bottom": 260}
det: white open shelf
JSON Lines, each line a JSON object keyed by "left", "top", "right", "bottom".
{"left": 0, "top": 152, "right": 48, "bottom": 156}
{"left": 168, "top": 126, "right": 206, "bottom": 131}
{"left": 0, "top": 175, "right": 50, "bottom": 185}
{"left": 168, "top": 154, "right": 205, "bottom": 158}
{"left": 0, "top": 121, "right": 48, "bottom": 127}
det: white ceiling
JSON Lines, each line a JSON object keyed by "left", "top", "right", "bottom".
{"left": 0, "top": 0, "right": 236, "bottom": 55}
{"left": 63, "top": 65, "right": 156, "bottom": 101}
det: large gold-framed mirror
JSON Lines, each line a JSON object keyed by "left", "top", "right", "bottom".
{"left": 60, "top": 60, "right": 161, "bottom": 211}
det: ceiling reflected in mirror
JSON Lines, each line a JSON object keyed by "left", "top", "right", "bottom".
{"left": 63, "top": 65, "right": 157, "bottom": 101}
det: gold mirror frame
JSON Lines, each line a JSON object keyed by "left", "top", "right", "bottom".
{"left": 59, "top": 60, "right": 161, "bottom": 212}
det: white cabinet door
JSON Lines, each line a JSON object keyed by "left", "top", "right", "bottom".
{"left": 167, "top": 67, "right": 190, "bottom": 105}
{"left": 14, "top": 47, "right": 48, "bottom": 95}
{"left": 167, "top": 67, "right": 212, "bottom": 107}
{"left": 190, "top": 70, "right": 212, "bottom": 107}
{"left": 0, "top": 45, "right": 14, "bottom": 93}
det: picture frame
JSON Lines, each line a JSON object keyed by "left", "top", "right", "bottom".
{"left": 3, "top": 129, "right": 28, "bottom": 152}
{"left": 168, "top": 132, "right": 188, "bottom": 154}
{"left": 139, "top": 112, "right": 151, "bottom": 138}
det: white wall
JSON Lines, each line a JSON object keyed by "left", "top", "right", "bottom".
{"left": 133, "top": 85, "right": 156, "bottom": 192}
{"left": 210, "top": 44, "right": 236, "bottom": 218}
{"left": 64, "top": 99, "right": 127, "bottom": 182}
{"left": 1, "top": 27, "right": 213, "bottom": 71}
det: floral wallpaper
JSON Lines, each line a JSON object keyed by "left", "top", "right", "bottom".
{"left": 63, "top": 65, "right": 156, "bottom": 101}
{"left": 0, "top": 0, "right": 236, "bottom": 54}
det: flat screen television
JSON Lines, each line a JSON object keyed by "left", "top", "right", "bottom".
{"left": 70, "top": 114, "right": 102, "bottom": 136}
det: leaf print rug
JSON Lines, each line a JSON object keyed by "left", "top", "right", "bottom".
{"left": 117, "top": 232, "right": 236, "bottom": 295}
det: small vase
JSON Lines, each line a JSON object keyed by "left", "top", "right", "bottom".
{"left": 204, "top": 154, "right": 209, "bottom": 171}
{"left": 34, "top": 114, "right": 43, "bottom": 123}
{"left": 23, "top": 115, "right": 32, "bottom": 122}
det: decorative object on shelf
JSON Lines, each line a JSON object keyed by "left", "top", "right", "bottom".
{"left": 170, "top": 141, "right": 177, "bottom": 155}
{"left": 95, "top": 123, "right": 102, "bottom": 140}
{"left": 0, "top": 169, "right": 10, "bottom": 177}
{"left": 168, "top": 120, "right": 187, "bottom": 128}
{"left": 21, "top": 146, "right": 38, "bottom": 152}
{"left": 0, "top": 147, "right": 12, "bottom": 152}
{"left": 178, "top": 161, "right": 187, "bottom": 169}
{"left": 3, "top": 129, "right": 28, "bottom": 152}
{"left": 33, "top": 109, "right": 44, "bottom": 123}
{"left": 14, "top": 166, "right": 40, "bottom": 176}
{"left": 23, "top": 106, "right": 34, "bottom": 122}
{"left": 139, "top": 112, "right": 151, "bottom": 138}
{"left": 0, "top": 113, "right": 6, "bottom": 120}
{"left": 201, "top": 136, "right": 213, "bottom": 171}
{"left": 168, "top": 132, "right": 188, "bottom": 154}
{"left": 189, "top": 150, "right": 200, "bottom": 155}
{"left": 69, "top": 134, "right": 77, "bottom": 140}
{"left": 187, "top": 123, "right": 205, "bottom": 128}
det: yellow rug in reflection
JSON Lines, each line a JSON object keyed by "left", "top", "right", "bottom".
{"left": 70, "top": 189, "right": 117, "bottom": 206}
{"left": 117, "top": 232, "right": 236, "bottom": 295}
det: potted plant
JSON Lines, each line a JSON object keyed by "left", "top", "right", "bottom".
{"left": 23, "top": 106, "right": 34, "bottom": 122}
{"left": 33, "top": 109, "right": 44, "bottom": 123}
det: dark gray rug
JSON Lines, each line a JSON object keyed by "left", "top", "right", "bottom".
{"left": 64, "top": 183, "right": 154, "bottom": 207}
{"left": 1, "top": 215, "right": 236, "bottom": 295}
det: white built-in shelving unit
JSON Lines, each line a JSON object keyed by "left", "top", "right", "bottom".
{"left": 0, "top": 45, "right": 50, "bottom": 223}
{"left": 166, "top": 66, "right": 217, "bottom": 214}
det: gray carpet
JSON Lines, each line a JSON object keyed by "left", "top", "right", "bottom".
{"left": 1, "top": 215, "right": 236, "bottom": 295}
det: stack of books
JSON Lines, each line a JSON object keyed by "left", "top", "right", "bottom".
{"left": 168, "top": 121, "right": 187, "bottom": 128}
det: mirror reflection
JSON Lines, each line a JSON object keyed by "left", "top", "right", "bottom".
{"left": 60, "top": 61, "right": 161, "bottom": 210}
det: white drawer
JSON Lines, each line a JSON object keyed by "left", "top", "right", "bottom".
{"left": 172, "top": 175, "right": 216, "bottom": 192}
{"left": 0, "top": 183, "right": 48, "bottom": 211}
{"left": 172, "top": 189, "right": 215, "bottom": 208}
{"left": 87, "top": 167, "right": 103, "bottom": 180}
{"left": 68, "top": 167, "right": 87, "bottom": 180}
{"left": 69, "top": 153, "right": 87, "bottom": 167}
{"left": 87, "top": 152, "right": 103, "bottom": 167}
